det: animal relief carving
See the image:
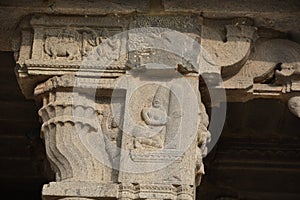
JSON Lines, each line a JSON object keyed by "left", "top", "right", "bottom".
{"left": 44, "top": 28, "right": 106, "bottom": 61}
{"left": 44, "top": 30, "right": 81, "bottom": 60}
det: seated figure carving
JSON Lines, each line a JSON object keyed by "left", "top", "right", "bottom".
{"left": 134, "top": 99, "right": 167, "bottom": 149}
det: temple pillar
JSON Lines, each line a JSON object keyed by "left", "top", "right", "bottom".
{"left": 14, "top": 12, "right": 300, "bottom": 200}
{"left": 14, "top": 15, "right": 216, "bottom": 200}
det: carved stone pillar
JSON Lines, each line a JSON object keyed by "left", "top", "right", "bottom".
{"left": 14, "top": 14, "right": 261, "bottom": 200}
{"left": 30, "top": 59, "right": 208, "bottom": 200}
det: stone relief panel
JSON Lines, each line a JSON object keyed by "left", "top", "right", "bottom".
{"left": 41, "top": 28, "right": 122, "bottom": 62}
{"left": 42, "top": 26, "right": 126, "bottom": 62}
{"left": 131, "top": 85, "right": 170, "bottom": 150}
{"left": 43, "top": 28, "right": 96, "bottom": 60}
{"left": 116, "top": 73, "right": 202, "bottom": 200}
{"left": 16, "top": 15, "right": 129, "bottom": 76}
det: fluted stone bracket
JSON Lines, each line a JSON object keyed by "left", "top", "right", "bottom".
{"left": 35, "top": 75, "right": 121, "bottom": 199}
{"left": 35, "top": 76, "right": 119, "bottom": 183}
{"left": 223, "top": 39, "right": 300, "bottom": 97}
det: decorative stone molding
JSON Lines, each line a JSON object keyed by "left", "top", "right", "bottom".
{"left": 118, "top": 183, "right": 194, "bottom": 200}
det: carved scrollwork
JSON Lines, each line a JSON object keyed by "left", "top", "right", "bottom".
{"left": 246, "top": 39, "right": 300, "bottom": 86}
{"left": 222, "top": 38, "right": 300, "bottom": 104}
{"left": 201, "top": 24, "right": 257, "bottom": 78}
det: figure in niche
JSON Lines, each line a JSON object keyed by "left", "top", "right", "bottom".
{"left": 134, "top": 86, "right": 169, "bottom": 149}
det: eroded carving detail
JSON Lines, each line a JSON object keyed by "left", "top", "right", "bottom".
{"left": 288, "top": 96, "right": 300, "bottom": 118}
{"left": 195, "top": 100, "right": 211, "bottom": 186}
{"left": 43, "top": 27, "right": 111, "bottom": 61}
{"left": 44, "top": 30, "right": 81, "bottom": 60}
